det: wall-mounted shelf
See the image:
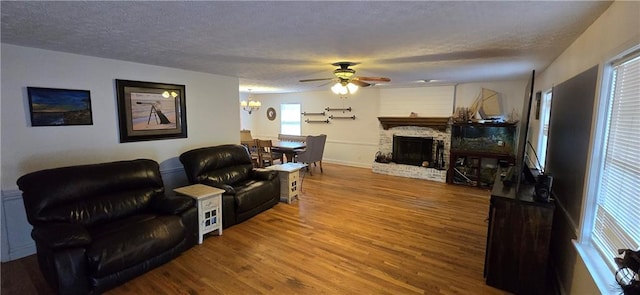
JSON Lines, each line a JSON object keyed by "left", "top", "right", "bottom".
{"left": 329, "top": 115, "right": 356, "bottom": 120}
{"left": 305, "top": 119, "right": 330, "bottom": 123}
{"left": 325, "top": 107, "right": 352, "bottom": 112}
{"left": 302, "top": 111, "right": 326, "bottom": 116}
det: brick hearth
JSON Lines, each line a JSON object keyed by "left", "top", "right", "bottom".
{"left": 372, "top": 125, "right": 450, "bottom": 183}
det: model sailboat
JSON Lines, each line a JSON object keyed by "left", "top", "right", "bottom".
{"left": 470, "top": 88, "right": 501, "bottom": 120}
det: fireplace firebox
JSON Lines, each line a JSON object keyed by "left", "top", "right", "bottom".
{"left": 393, "top": 135, "right": 434, "bottom": 166}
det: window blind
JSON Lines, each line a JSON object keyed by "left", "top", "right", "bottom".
{"left": 280, "top": 103, "right": 301, "bottom": 135}
{"left": 592, "top": 51, "right": 640, "bottom": 268}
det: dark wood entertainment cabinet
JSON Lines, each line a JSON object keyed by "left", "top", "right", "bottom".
{"left": 484, "top": 176, "right": 555, "bottom": 294}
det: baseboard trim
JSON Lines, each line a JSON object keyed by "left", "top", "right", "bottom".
{"left": 7, "top": 243, "right": 36, "bottom": 261}
{"left": 1, "top": 189, "right": 22, "bottom": 200}
{"left": 323, "top": 159, "right": 372, "bottom": 169}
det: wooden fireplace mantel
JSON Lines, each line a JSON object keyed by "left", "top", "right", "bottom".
{"left": 377, "top": 117, "right": 451, "bottom": 131}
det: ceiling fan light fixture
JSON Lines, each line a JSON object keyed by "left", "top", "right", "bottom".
{"left": 332, "top": 83, "right": 348, "bottom": 95}
{"left": 347, "top": 82, "right": 358, "bottom": 94}
{"left": 333, "top": 68, "right": 355, "bottom": 79}
{"left": 331, "top": 83, "right": 342, "bottom": 94}
{"left": 304, "top": 62, "right": 386, "bottom": 95}
{"left": 331, "top": 82, "right": 358, "bottom": 95}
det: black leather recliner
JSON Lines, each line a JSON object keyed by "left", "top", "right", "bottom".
{"left": 16, "top": 159, "right": 198, "bottom": 295}
{"left": 179, "top": 144, "right": 280, "bottom": 228}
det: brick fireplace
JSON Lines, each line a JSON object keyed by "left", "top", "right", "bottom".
{"left": 372, "top": 117, "right": 451, "bottom": 183}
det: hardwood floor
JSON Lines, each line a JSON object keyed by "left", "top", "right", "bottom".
{"left": 1, "top": 163, "right": 509, "bottom": 295}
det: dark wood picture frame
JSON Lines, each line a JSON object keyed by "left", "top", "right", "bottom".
{"left": 115, "top": 79, "right": 187, "bottom": 142}
{"left": 267, "top": 107, "right": 277, "bottom": 121}
{"left": 27, "top": 87, "right": 93, "bottom": 126}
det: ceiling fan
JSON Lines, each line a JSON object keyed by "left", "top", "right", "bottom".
{"left": 299, "top": 62, "right": 391, "bottom": 94}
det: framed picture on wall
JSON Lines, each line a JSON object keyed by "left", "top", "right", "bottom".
{"left": 115, "top": 79, "right": 187, "bottom": 143}
{"left": 27, "top": 87, "right": 93, "bottom": 126}
{"left": 267, "top": 107, "right": 277, "bottom": 121}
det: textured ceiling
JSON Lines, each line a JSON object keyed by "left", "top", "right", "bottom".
{"left": 1, "top": 1, "right": 612, "bottom": 93}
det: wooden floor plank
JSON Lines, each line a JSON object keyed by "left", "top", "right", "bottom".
{"left": 1, "top": 163, "right": 509, "bottom": 295}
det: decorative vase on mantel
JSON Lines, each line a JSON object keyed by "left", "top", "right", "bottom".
{"left": 452, "top": 107, "right": 474, "bottom": 123}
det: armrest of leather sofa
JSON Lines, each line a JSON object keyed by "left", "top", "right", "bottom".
{"left": 151, "top": 194, "right": 194, "bottom": 215}
{"left": 199, "top": 180, "right": 237, "bottom": 195}
{"left": 215, "top": 184, "right": 236, "bottom": 195}
{"left": 251, "top": 168, "right": 278, "bottom": 181}
{"left": 32, "top": 223, "right": 92, "bottom": 249}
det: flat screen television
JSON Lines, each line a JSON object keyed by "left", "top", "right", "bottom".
{"left": 514, "top": 70, "right": 536, "bottom": 192}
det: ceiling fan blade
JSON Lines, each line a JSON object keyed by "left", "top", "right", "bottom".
{"left": 355, "top": 76, "right": 391, "bottom": 82}
{"left": 350, "top": 80, "right": 371, "bottom": 87}
{"left": 316, "top": 81, "right": 334, "bottom": 87}
{"left": 299, "top": 78, "right": 334, "bottom": 83}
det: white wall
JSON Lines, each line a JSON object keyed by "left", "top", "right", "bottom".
{"left": 533, "top": 1, "right": 640, "bottom": 294}
{"left": 379, "top": 86, "right": 454, "bottom": 117}
{"left": 1, "top": 44, "right": 240, "bottom": 261}
{"left": 379, "top": 81, "right": 528, "bottom": 122}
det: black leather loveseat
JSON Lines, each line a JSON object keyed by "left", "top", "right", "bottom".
{"left": 16, "top": 159, "right": 198, "bottom": 294}
{"left": 179, "top": 144, "right": 280, "bottom": 228}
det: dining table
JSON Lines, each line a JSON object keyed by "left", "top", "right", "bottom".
{"left": 271, "top": 140, "right": 306, "bottom": 163}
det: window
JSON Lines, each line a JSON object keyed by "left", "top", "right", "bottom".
{"left": 591, "top": 49, "right": 640, "bottom": 269}
{"left": 537, "top": 90, "right": 552, "bottom": 170}
{"left": 280, "top": 103, "right": 301, "bottom": 135}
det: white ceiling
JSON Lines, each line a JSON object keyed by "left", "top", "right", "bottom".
{"left": 1, "top": 1, "right": 612, "bottom": 93}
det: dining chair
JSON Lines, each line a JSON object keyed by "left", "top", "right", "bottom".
{"left": 240, "top": 130, "right": 253, "bottom": 142}
{"left": 277, "top": 133, "right": 306, "bottom": 143}
{"left": 241, "top": 139, "right": 260, "bottom": 167}
{"left": 257, "top": 139, "right": 280, "bottom": 167}
{"left": 271, "top": 148, "right": 285, "bottom": 165}
{"left": 295, "top": 134, "right": 327, "bottom": 175}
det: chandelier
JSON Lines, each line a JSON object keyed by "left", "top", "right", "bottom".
{"left": 240, "top": 100, "right": 261, "bottom": 114}
{"left": 240, "top": 90, "right": 261, "bottom": 114}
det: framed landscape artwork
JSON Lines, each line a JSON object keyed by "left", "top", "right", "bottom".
{"left": 115, "top": 79, "right": 187, "bottom": 142}
{"left": 27, "top": 87, "right": 93, "bottom": 126}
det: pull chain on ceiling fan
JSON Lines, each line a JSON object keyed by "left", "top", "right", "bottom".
{"left": 299, "top": 61, "right": 391, "bottom": 95}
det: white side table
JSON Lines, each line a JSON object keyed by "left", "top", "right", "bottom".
{"left": 265, "top": 163, "right": 307, "bottom": 204}
{"left": 173, "top": 184, "right": 224, "bottom": 244}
